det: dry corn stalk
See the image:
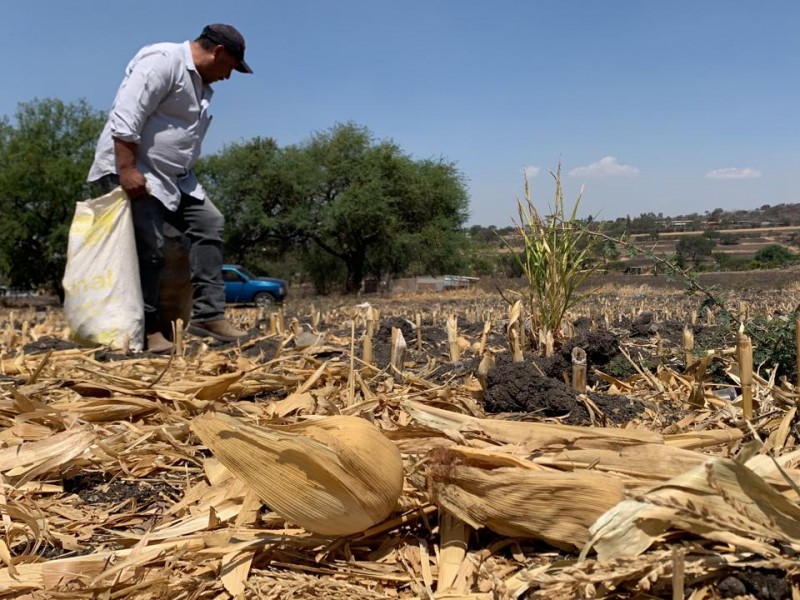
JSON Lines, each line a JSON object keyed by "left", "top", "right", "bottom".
{"left": 191, "top": 412, "right": 404, "bottom": 535}
{"left": 446, "top": 314, "right": 460, "bottom": 363}
{"left": 571, "top": 346, "right": 586, "bottom": 393}
{"left": 390, "top": 327, "right": 406, "bottom": 374}
{"left": 737, "top": 330, "right": 754, "bottom": 419}
{"left": 508, "top": 301, "right": 524, "bottom": 362}
{"left": 478, "top": 319, "right": 491, "bottom": 355}
{"left": 796, "top": 316, "right": 800, "bottom": 388}
{"left": 683, "top": 326, "right": 694, "bottom": 370}
{"left": 475, "top": 352, "right": 495, "bottom": 398}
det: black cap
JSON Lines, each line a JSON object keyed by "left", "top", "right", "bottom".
{"left": 200, "top": 24, "right": 253, "bottom": 74}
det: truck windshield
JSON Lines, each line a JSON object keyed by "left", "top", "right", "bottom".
{"left": 237, "top": 267, "right": 257, "bottom": 279}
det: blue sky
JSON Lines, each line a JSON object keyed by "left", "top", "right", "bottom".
{"left": 4, "top": 1, "right": 798, "bottom": 226}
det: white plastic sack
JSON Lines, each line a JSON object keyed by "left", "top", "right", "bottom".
{"left": 62, "top": 187, "right": 144, "bottom": 351}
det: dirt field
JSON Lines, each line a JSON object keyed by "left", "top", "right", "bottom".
{"left": 582, "top": 264, "right": 800, "bottom": 292}
{"left": 1, "top": 276, "right": 800, "bottom": 598}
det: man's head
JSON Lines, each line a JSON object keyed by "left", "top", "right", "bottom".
{"left": 193, "top": 24, "right": 253, "bottom": 83}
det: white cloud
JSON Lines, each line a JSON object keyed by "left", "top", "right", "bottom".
{"left": 523, "top": 165, "right": 541, "bottom": 179}
{"left": 705, "top": 167, "right": 762, "bottom": 180}
{"left": 568, "top": 156, "right": 639, "bottom": 178}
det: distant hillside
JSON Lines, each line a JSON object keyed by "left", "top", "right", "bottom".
{"left": 609, "top": 202, "right": 800, "bottom": 237}
{"left": 674, "top": 203, "right": 800, "bottom": 229}
{"left": 466, "top": 202, "right": 800, "bottom": 276}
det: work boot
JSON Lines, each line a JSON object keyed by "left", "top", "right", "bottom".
{"left": 187, "top": 319, "right": 249, "bottom": 343}
{"left": 146, "top": 331, "right": 174, "bottom": 354}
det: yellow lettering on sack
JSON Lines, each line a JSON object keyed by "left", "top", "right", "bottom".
{"left": 94, "top": 328, "right": 122, "bottom": 346}
{"left": 64, "top": 269, "right": 114, "bottom": 295}
{"left": 91, "top": 274, "right": 107, "bottom": 290}
{"left": 71, "top": 196, "right": 126, "bottom": 247}
{"left": 70, "top": 328, "right": 122, "bottom": 348}
{"left": 86, "top": 198, "right": 125, "bottom": 246}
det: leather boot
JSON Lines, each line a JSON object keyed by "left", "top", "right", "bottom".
{"left": 187, "top": 319, "right": 249, "bottom": 343}
{"left": 146, "top": 331, "right": 174, "bottom": 354}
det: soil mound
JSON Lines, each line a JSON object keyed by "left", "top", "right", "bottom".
{"left": 483, "top": 361, "right": 644, "bottom": 426}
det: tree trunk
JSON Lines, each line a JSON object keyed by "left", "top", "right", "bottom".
{"left": 344, "top": 248, "right": 366, "bottom": 294}
{"left": 344, "top": 263, "right": 363, "bottom": 294}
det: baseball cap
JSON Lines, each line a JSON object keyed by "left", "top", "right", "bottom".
{"left": 199, "top": 24, "right": 253, "bottom": 74}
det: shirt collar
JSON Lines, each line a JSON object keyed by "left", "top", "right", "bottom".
{"left": 183, "top": 40, "right": 214, "bottom": 99}
{"left": 183, "top": 41, "right": 197, "bottom": 73}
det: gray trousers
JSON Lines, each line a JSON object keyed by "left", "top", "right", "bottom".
{"left": 93, "top": 175, "right": 226, "bottom": 331}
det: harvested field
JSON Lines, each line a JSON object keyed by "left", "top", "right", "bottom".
{"left": 2, "top": 279, "right": 800, "bottom": 599}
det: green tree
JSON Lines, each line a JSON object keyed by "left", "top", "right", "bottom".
{"left": 594, "top": 238, "right": 620, "bottom": 268}
{"left": 0, "top": 98, "right": 105, "bottom": 293}
{"left": 719, "top": 233, "right": 740, "bottom": 246}
{"left": 468, "top": 224, "right": 500, "bottom": 244}
{"left": 199, "top": 123, "right": 470, "bottom": 292}
{"left": 629, "top": 212, "right": 660, "bottom": 235}
{"left": 196, "top": 136, "right": 301, "bottom": 278}
{"left": 604, "top": 217, "right": 629, "bottom": 237}
{"left": 676, "top": 236, "right": 716, "bottom": 267}
{"left": 753, "top": 244, "right": 796, "bottom": 268}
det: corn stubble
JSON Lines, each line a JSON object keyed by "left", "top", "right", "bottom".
{"left": 190, "top": 412, "right": 404, "bottom": 536}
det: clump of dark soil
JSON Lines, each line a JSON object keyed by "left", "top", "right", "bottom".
{"left": 590, "top": 393, "right": 651, "bottom": 424}
{"left": 619, "top": 311, "right": 694, "bottom": 347}
{"left": 375, "top": 317, "right": 417, "bottom": 343}
{"left": 64, "top": 472, "right": 177, "bottom": 509}
{"left": 482, "top": 361, "right": 645, "bottom": 426}
{"left": 22, "top": 336, "right": 84, "bottom": 354}
{"left": 92, "top": 350, "right": 131, "bottom": 362}
{"left": 717, "top": 569, "right": 791, "bottom": 600}
{"left": 367, "top": 316, "right": 455, "bottom": 369}
{"left": 572, "top": 316, "right": 593, "bottom": 331}
{"left": 243, "top": 337, "right": 281, "bottom": 361}
{"left": 628, "top": 311, "right": 662, "bottom": 337}
{"left": 484, "top": 363, "right": 581, "bottom": 421}
{"left": 367, "top": 317, "right": 418, "bottom": 368}
{"left": 541, "top": 329, "right": 620, "bottom": 382}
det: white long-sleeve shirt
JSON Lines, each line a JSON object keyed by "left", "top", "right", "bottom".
{"left": 88, "top": 41, "right": 213, "bottom": 210}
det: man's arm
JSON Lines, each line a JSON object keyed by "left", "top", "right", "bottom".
{"left": 114, "top": 138, "right": 148, "bottom": 199}
{"left": 109, "top": 49, "right": 173, "bottom": 199}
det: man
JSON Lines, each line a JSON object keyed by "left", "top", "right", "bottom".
{"left": 87, "top": 24, "right": 252, "bottom": 353}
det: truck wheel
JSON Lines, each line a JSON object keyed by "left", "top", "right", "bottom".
{"left": 254, "top": 292, "right": 276, "bottom": 308}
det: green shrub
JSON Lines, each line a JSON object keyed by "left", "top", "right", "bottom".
{"left": 712, "top": 253, "right": 751, "bottom": 271}
{"left": 752, "top": 244, "right": 796, "bottom": 268}
{"left": 751, "top": 315, "right": 798, "bottom": 383}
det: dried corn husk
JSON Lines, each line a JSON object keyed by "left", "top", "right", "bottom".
{"left": 190, "top": 412, "right": 404, "bottom": 536}
{"left": 584, "top": 456, "right": 800, "bottom": 561}
{"left": 427, "top": 447, "right": 625, "bottom": 550}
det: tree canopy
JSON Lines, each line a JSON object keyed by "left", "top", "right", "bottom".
{"left": 676, "top": 236, "right": 716, "bottom": 267}
{"left": 198, "top": 123, "right": 470, "bottom": 292}
{"left": 0, "top": 98, "right": 105, "bottom": 292}
{"left": 753, "top": 244, "right": 796, "bottom": 268}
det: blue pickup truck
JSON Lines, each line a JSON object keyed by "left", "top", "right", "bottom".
{"left": 222, "top": 265, "right": 287, "bottom": 307}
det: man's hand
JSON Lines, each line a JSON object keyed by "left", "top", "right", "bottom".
{"left": 113, "top": 138, "right": 148, "bottom": 199}
{"left": 118, "top": 166, "right": 148, "bottom": 199}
